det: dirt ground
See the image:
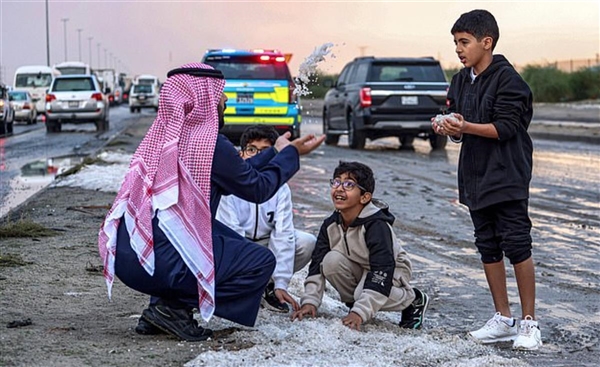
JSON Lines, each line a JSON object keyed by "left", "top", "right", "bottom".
{"left": 0, "top": 102, "right": 598, "bottom": 367}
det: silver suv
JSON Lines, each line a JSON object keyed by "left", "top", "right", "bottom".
{"left": 129, "top": 83, "right": 159, "bottom": 113}
{"left": 45, "top": 75, "right": 110, "bottom": 133}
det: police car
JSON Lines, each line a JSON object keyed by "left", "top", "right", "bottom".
{"left": 202, "top": 49, "right": 301, "bottom": 144}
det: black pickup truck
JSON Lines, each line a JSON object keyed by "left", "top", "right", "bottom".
{"left": 323, "top": 57, "right": 449, "bottom": 150}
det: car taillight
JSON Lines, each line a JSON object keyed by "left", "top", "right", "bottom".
{"left": 123, "top": 93, "right": 129, "bottom": 99}
{"left": 91, "top": 93, "right": 103, "bottom": 101}
{"left": 45, "top": 94, "right": 56, "bottom": 102}
{"left": 359, "top": 87, "right": 372, "bottom": 107}
{"left": 109, "top": 95, "right": 114, "bottom": 102}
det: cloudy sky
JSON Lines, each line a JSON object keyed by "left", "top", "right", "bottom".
{"left": 0, "top": 0, "right": 598, "bottom": 83}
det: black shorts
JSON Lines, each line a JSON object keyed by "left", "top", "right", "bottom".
{"left": 469, "top": 199, "right": 532, "bottom": 264}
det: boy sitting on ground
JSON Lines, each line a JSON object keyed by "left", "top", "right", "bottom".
{"left": 216, "top": 125, "right": 317, "bottom": 312}
{"left": 291, "top": 161, "right": 428, "bottom": 330}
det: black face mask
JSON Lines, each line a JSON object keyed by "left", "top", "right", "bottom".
{"left": 217, "top": 103, "right": 226, "bottom": 130}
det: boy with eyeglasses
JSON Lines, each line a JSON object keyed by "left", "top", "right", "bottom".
{"left": 216, "top": 125, "right": 317, "bottom": 313}
{"left": 291, "top": 161, "right": 428, "bottom": 330}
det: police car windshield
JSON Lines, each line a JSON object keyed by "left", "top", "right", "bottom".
{"left": 205, "top": 56, "right": 290, "bottom": 80}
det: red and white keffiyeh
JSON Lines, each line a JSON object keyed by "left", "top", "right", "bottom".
{"left": 98, "top": 63, "right": 225, "bottom": 321}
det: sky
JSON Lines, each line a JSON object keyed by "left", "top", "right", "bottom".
{"left": 0, "top": 1, "right": 599, "bottom": 84}
{"left": 57, "top": 152, "right": 526, "bottom": 367}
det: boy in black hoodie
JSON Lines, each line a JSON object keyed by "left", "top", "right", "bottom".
{"left": 291, "top": 161, "right": 428, "bottom": 330}
{"left": 433, "top": 10, "right": 541, "bottom": 350}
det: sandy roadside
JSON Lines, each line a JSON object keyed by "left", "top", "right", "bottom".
{"left": 0, "top": 102, "right": 598, "bottom": 367}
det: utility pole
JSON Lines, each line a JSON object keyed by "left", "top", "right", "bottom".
{"left": 77, "top": 29, "right": 83, "bottom": 61}
{"left": 104, "top": 48, "right": 107, "bottom": 69}
{"left": 61, "top": 18, "right": 69, "bottom": 61}
{"left": 45, "top": 0, "right": 51, "bottom": 66}
{"left": 97, "top": 42, "right": 101, "bottom": 68}
{"left": 88, "top": 37, "right": 93, "bottom": 68}
{"left": 358, "top": 46, "right": 367, "bottom": 57}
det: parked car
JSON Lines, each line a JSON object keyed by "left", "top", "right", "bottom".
{"left": 129, "top": 83, "right": 159, "bottom": 113}
{"left": 0, "top": 82, "right": 15, "bottom": 135}
{"left": 8, "top": 90, "right": 37, "bottom": 125}
{"left": 323, "top": 56, "right": 449, "bottom": 150}
{"left": 122, "top": 85, "right": 131, "bottom": 104}
{"left": 45, "top": 74, "right": 109, "bottom": 133}
{"left": 202, "top": 48, "right": 300, "bottom": 145}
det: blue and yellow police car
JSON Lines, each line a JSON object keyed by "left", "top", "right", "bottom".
{"left": 202, "top": 49, "right": 301, "bottom": 144}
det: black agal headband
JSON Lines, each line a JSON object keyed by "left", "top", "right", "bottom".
{"left": 166, "top": 67, "right": 224, "bottom": 79}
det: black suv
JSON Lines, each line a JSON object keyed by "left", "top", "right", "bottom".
{"left": 323, "top": 57, "right": 449, "bottom": 150}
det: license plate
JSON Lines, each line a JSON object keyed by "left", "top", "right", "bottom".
{"left": 237, "top": 93, "right": 254, "bottom": 104}
{"left": 68, "top": 101, "right": 79, "bottom": 108}
{"left": 401, "top": 96, "right": 418, "bottom": 105}
{"left": 138, "top": 95, "right": 146, "bottom": 100}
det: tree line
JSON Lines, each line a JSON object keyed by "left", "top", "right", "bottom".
{"left": 305, "top": 65, "right": 600, "bottom": 103}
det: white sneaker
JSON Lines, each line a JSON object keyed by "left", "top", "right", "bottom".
{"left": 469, "top": 312, "right": 518, "bottom": 344}
{"left": 513, "top": 315, "right": 543, "bottom": 351}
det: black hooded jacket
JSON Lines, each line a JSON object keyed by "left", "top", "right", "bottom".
{"left": 447, "top": 54, "right": 533, "bottom": 210}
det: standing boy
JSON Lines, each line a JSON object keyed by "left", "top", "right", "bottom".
{"left": 291, "top": 161, "right": 428, "bottom": 330}
{"left": 433, "top": 10, "right": 541, "bottom": 350}
{"left": 217, "top": 125, "right": 317, "bottom": 313}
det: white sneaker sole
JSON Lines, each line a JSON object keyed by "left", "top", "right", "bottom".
{"left": 513, "top": 339, "right": 543, "bottom": 351}
{"left": 468, "top": 332, "right": 517, "bottom": 344}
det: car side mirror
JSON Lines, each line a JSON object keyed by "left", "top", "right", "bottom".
{"left": 323, "top": 80, "right": 333, "bottom": 88}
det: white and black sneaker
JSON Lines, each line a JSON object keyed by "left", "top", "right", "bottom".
{"left": 399, "top": 287, "right": 429, "bottom": 329}
{"left": 469, "top": 312, "right": 518, "bottom": 344}
{"left": 513, "top": 315, "right": 543, "bottom": 350}
{"left": 261, "top": 282, "right": 289, "bottom": 313}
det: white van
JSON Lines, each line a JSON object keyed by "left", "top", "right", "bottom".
{"left": 53, "top": 61, "right": 92, "bottom": 76}
{"left": 13, "top": 65, "right": 61, "bottom": 114}
{"left": 135, "top": 74, "right": 160, "bottom": 88}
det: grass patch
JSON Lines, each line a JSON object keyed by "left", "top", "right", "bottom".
{"left": 56, "top": 157, "right": 104, "bottom": 178}
{"left": 0, "top": 218, "right": 57, "bottom": 238}
{"left": 0, "top": 253, "right": 30, "bottom": 267}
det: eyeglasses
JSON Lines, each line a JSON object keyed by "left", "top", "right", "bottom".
{"left": 329, "top": 178, "right": 367, "bottom": 192}
{"left": 243, "top": 146, "right": 268, "bottom": 156}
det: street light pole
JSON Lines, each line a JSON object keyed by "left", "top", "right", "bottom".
{"left": 88, "top": 37, "right": 93, "bottom": 68}
{"left": 104, "top": 49, "right": 108, "bottom": 69}
{"left": 61, "top": 18, "right": 69, "bottom": 61}
{"left": 45, "top": 0, "right": 51, "bottom": 66}
{"left": 97, "top": 42, "right": 101, "bottom": 68}
{"left": 77, "top": 29, "right": 83, "bottom": 61}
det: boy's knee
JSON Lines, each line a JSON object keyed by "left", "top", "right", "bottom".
{"left": 477, "top": 244, "right": 504, "bottom": 264}
{"left": 295, "top": 232, "right": 317, "bottom": 255}
{"left": 322, "top": 251, "right": 347, "bottom": 276}
{"left": 502, "top": 231, "right": 532, "bottom": 265}
{"left": 504, "top": 246, "right": 532, "bottom": 265}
